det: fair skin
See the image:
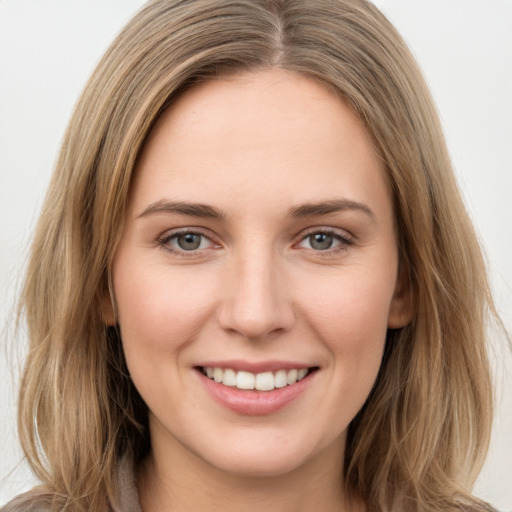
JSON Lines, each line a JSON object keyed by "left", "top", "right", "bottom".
{"left": 106, "top": 68, "right": 411, "bottom": 512}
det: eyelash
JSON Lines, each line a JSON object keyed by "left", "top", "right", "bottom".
{"left": 157, "top": 228, "right": 219, "bottom": 256}
{"left": 156, "top": 227, "right": 354, "bottom": 256}
{"left": 296, "top": 228, "right": 354, "bottom": 255}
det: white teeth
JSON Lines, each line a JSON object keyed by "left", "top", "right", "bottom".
{"left": 236, "top": 371, "right": 255, "bottom": 390}
{"left": 274, "top": 369, "right": 287, "bottom": 388}
{"left": 202, "top": 366, "right": 312, "bottom": 391}
{"left": 297, "top": 368, "right": 308, "bottom": 381}
{"left": 213, "top": 367, "right": 223, "bottom": 383}
{"left": 286, "top": 369, "right": 298, "bottom": 385}
{"left": 222, "top": 368, "right": 237, "bottom": 387}
{"left": 255, "top": 371, "right": 274, "bottom": 391}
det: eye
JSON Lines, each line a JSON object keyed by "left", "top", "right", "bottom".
{"left": 297, "top": 229, "right": 353, "bottom": 252}
{"left": 158, "top": 230, "right": 217, "bottom": 254}
{"left": 304, "top": 232, "right": 336, "bottom": 251}
{"left": 174, "top": 233, "right": 205, "bottom": 251}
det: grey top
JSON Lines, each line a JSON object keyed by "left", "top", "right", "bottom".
{"left": 0, "top": 457, "right": 142, "bottom": 512}
{"left": 116, "top": 456, "right": 143, "bottom": 512}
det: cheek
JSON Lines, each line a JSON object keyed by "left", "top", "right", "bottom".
{"left": 298, "top": 267, "right": 395, "bottom": 385}
{"left": 112, "top": 259, "right": 218, "bottom": 362}
{"left": 302, "top": 268, "right": 394, "bottom": 340}
{"left": 112, "top": 259, "right": 223, "bottom": 412}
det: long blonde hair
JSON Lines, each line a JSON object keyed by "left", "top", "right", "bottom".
{"left": 13, "top": 1, "right": 496, "bottom": 511}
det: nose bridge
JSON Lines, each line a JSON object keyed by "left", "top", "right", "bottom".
{"left": 218, "top": 240, "right": 294, "bottom": 339}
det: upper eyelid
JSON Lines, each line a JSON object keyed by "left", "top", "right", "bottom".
{"left": 296, "top": 226, "right": 354, "bottom": 241}
{"left": 159, "top": 227, "right": 216, "bottom": 241}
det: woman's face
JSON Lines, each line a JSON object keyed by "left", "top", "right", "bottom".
{"left": 107, "top": 69, "right": 411, "bottom": 478}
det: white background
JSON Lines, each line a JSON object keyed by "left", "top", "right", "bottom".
{"left": 0, "top": 0, "right": 511, "bottom": 509}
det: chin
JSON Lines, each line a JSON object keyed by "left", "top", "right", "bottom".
{"left": 188, "top": 428, "right": 345, "bottom": 480}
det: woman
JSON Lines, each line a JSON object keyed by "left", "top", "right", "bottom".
{"left": 1, "top": 0, "right": 501, "bottom": 511}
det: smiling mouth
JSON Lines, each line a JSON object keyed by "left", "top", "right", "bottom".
{"left": 198, "top": 366, "right": 318, "bottom": 392}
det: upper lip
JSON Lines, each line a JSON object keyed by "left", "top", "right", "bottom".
{"left": 195, "top": 359, "right": 316, "bottom": 374}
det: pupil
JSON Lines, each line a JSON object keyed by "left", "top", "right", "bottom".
{"left": 310, "top": 233, "right": 333, "bottom": 250}
{"left": 178, "top": 233, "right": 201, "bottom": 250}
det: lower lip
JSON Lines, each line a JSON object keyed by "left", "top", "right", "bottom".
{"left": 198, "top": 370, "right": 315, "bottom": 416}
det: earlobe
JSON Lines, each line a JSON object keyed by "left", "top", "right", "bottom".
{"left": 387, "top": 269, "right": 415, "bottom": 329}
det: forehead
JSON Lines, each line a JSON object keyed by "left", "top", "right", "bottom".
{"left": 130, "top": 68, "right": 390, "bottom": 221}
{"left": 145, "top": 69, "right": 376, "bottom": 161}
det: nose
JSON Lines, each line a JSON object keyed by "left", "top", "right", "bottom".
{"left": 217, "top": 248, "right": 295, "bottom": 340}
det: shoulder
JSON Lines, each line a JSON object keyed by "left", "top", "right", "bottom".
{"left": 1, "top": 456, "right": 140, "bottom": 512}
{"left": 0, "top": 489, "right": 54, "bottom": 512}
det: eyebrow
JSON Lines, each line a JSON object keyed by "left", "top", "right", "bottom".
{"left": 138, "top": 200, "right": 225, "bottom": 220}
{"left": 288, "top": 199, "right": 374, "bottom": 219}
{"left": 137, "top": 198, "right": 374, "bottom": 221}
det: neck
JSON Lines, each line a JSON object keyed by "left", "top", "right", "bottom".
{"left": 136, "top": 430, "right": 364, "bottom": 512}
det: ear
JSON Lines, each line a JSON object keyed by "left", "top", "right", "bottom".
{"left": 102, "top": 289, "right": 116, "bottom": 326}
{"left": 387, "top": 267, "right": 414, "bottom": 329}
